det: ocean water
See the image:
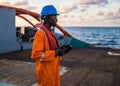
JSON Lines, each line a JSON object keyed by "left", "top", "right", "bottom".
{"left": 56, "top": 27, "right": 120, "bottom": 49}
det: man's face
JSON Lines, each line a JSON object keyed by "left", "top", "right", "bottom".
{"left": 48, "top": 15, "right": 58, "bottom": 27}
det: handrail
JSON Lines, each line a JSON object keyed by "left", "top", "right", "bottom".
{"left": 0, "top": 5, "right": 72, "bottom": 37}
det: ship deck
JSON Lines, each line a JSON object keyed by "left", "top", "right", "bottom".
{"left": 0, "top": 47, "right": 120, "bottom": 86}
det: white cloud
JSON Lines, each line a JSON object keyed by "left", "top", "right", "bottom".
{"left": 0, "top": 0, "right": 119, "bottom": 26}
{"left": 26, "top": 6, "right": 37, "bottom": 10}
{"left": 0, "top": 0, "right": 37, "bottom": 11}
{"left": 79, "top": 0, "right": 108, "bottom": 5}
{"left": 80, "top": 5, "right": 89, "bottom": 12}
{"left": 13, "top": 0, "right": 36, "bottom": 11}
{"left": 80, "top": 8, "right": 87, "bottom": 12}
{"left": 0, "top": 1, "right": 11, "bottom": 5}
{"left": 13, "top": 0, "right": 28, "bottom": 6}
{"left": 58, "top": 3, "right": 77, "bottom": 13}
{"left": 118, "top": 7, "right": 120, "bottom": 14}
{"left": 104, "top": 8, "right": 120, "bottom": 20}
{"left": 95, "top": 10, "right": 104, "bottom": 16}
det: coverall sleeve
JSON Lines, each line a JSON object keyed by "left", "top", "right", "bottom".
{"left": 31, "top": 31, "right": 56, "bottom": 61}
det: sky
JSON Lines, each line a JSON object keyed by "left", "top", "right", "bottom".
{"left": 0, "top": 0, "right": 120, "bottom": 27}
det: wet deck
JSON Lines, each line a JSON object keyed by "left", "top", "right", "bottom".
{"left": 0, "top": 47, "right": 120, "bottom": 86}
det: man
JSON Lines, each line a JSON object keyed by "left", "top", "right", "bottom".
{"left": 31, "top": 5, "right": 70, "bottom": 86}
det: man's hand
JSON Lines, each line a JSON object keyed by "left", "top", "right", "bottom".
{"left": 55, "top": 45, "right": 73, "bottom": 56}
{"left": 55, "top": 47, "right": 66, "bottom": 56}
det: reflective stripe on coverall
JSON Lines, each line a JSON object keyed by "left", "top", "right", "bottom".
{"left": 31, "top": 28, "right": 60, "bottom": 86}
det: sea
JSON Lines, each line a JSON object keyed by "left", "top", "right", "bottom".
{"left": 55, "top": 27, "right": 120, "bottom": 49}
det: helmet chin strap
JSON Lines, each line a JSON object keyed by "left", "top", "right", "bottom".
{"left": 51, "top": 26, "right": 55, "bottom": 33}
{"left": 41, "top": 16, "right": 56, "bottom": 32}
{"left": 41, "top": 15, "right": 47, "bottom": 24}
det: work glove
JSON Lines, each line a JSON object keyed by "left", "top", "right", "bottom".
{"left": 64, "top": 45, "right": 73, "bottom": 53}
{"left": 55, "top": 45, "right": 73, "bottom": 56}
{"left": 55, "top": 46, "right": 66, "bottom": 56}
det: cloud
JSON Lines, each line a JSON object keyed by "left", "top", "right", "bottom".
{"left": 0, "top": 0, "right": 37, "bottom": 11}
{"left": 105, "top": 12, "right": 114, "bottom": 18}
{"left": 118, "top": 7, "right": 120, "bottom": 14}
{"left": 113, "top": 8, "right": 120, "bottom": 19}
{"left": 92, "top": 7, "right": 120, "bottom": 21}
{"left": 26, "top": 6, "right": 37, "bottom": 10}
{"left": 58, "top": 3, "right": 77, "bottom": 13}
{"left": 13, "top": 0, "right": 36, "bottom": 10}
{"left": 105, "top": 9, "right": 120, "bottom": 20}
{"left": 0, "top": 1, "right": 11, "bottom": 5}
{"left": 13, "top": 0, "right": 28, "bottom": 6}
{"left": 80, "top": 5, "right": 89, "bottom": 12}
{"left": 95, "top": 10, "right": 104, "bottom": 16}
{"left": 80, "top": 9, "right": 87, "bottom": 12}
{"left": 79, "top": 0, "right": 108, "bottom": 5}
{"left": 77, "top": 0, "right": 109, "bottom": 13}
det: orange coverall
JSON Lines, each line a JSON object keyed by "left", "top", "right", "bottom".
{"left": 31, "top": 29, "right": 60, "bottom": 86}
